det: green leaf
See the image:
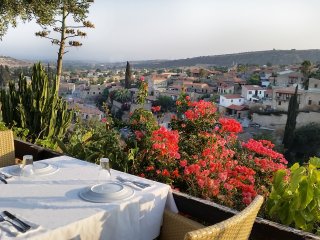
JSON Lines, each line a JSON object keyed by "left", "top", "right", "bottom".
{"left": 294, "top": 211, "right": 306, "bottom": 229}
{"left": 299, "top": 179, "right": 314, "bottom": 210}
{"left": 81, "top": 131, "right": 93, "bottom": 143}
{"left": 288, "top": 166, "right": 305, "bottom": 193}
{"left": 273, "top": 170, "right": 287, "bottom": 194}
{"left": 290, "top": 192, "right": 301, "bottom": 210}
{"left": 301, "top": 209, "right": 314, "bottom": 222}
{"left": 310, "top": 157, "right": 320, "bottom": 168}
{"left": 290, "top": 163, "right": 300, "bottom": 171}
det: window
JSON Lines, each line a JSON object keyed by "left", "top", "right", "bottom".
{"left": 231, "top": 100, "right": 233, "bottom": 103}
{"left": 259, "top": 91, "right": 261, "bottom": 94}
{"left": 318, "top": 101, "right": 320, "bottom": 105}
{"left": 315, "top": 84, "right": 318, "bottom": 88}
{"left": 309, "top": 100, "right": 312, "bottom": 105}
{"left": 248, "top": 91, "right": 252, "bottom": 94}
{"left": 87, "top": 92, "right": 89, "bottom": 94}
{"left": 278, "top": 101, "right": 281, "bottom": 105}
{"left": 93, "top": 92, "right": 95, "bottom": 95}
{"left": 239, "top": 99, "right": 241, "bottom": 102}
{"left": 99, "top": 92, "right": 101, "bottom": 94}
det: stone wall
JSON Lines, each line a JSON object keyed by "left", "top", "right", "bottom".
{"left": 252, "top": 111, "right": 320, "bottom": 129}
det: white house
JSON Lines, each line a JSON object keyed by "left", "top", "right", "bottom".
{"left": 147, "top": 74, "right": 168, "bottom": 93}
{"left": 241, "top": 85, "right": 266, "bottom": 102}
{"left": 219, "top": 94, "right": 244, "bottom": 108}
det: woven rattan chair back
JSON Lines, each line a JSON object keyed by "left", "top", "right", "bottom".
{"left": 0, "top": 130, "right": 15, "bottom": 167}
{"left": 185, "top": 195, "right": 264, "bottom": 240}
{"left": 160, "top": 195, "right": 264, "bottom": 240}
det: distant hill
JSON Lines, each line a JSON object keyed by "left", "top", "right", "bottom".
{"left": 130, "top": 49, "right": 320, "bottom": 68}
{"left": 0, "top": 56, "right": 32, "bottom": 68}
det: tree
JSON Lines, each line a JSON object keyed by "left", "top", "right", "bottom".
{"left": 35, "top": 0, "right": 94, "bottom": 87}
{"left": 248, "top": 73, "right": 260, "bottom": 85}
{"left": 0, "top": 65, "right": 11, "bottom": 86}
{"left": 283, "top": 85, "right": 299, "bottom": 150}
{"left": 124, "top": 61, "right": 132, "bottom": 89}
{"left": 0, "top": 0, "right": 34, "bottom": 40}
{"left": 153, "top": 96, "right": 175, "bottom": 112}
{"left": 300, "top": 60, "right": 312, "bottom": 90}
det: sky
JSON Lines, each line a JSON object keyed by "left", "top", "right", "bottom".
{"left": 1, "top": 0, "right": 320, "bottom": 62}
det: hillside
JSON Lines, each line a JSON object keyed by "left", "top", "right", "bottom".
{"left": 0, "top": 56, "right": 32, "bottom": 68}
{"left": 130, "top": 49, "right": 320, "bottom": 68}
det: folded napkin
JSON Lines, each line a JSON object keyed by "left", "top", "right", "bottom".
{"left": 0, "top": 213, "right": 43, "bottom": 239}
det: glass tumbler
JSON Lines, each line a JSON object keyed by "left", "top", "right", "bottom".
{"left": 98, "top": 158, "right": 111, "bottom": 183}
{"left": 21, "top": 155, "right": 34, "bottom": 177}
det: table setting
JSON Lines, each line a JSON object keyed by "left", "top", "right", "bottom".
{"left": 0, "top": 155, "right": 178, "bottom": 240}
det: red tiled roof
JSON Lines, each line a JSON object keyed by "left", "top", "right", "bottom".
{"left": 243, "top": 85, "right": 265, "bottom": 91}
{"left": 222, "top": 94, "right": 242, "bottom": 99}
{"left": 227, "top": 104, "right": 247, "bottom": 111}
{"left": 274, "top": 87, "right": 303, "bottom": 94}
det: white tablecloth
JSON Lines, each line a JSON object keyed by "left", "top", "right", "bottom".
{"left": 0, "top": 156, "right": 177, "bottom": 240}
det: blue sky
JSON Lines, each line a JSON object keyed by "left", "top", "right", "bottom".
{"left": 1, "top": 0, "right": 320, "bottom": 62}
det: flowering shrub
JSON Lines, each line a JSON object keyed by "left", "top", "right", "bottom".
{"left": 127, "top": 83, "right": 288, "bottom": 210}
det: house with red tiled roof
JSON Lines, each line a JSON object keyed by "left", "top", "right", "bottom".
{"left": 219, "top": 94, "right": 248, "bottom": 118}
{"left": 219, "top": 94, "right": 244, "bottom": 108}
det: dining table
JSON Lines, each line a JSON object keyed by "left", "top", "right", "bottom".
{"left": 0, "top": 156, "right": 178, "bottom": 240}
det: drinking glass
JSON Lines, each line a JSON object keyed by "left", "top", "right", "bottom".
{"left": 98, "top": 158, "right": 111, "bottom": 183}
{"left": 20, "top": 155, "right": 34, "bottom": 178}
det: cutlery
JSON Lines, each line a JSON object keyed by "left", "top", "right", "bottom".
{"left": 116, "top": 176, "right": 151, "bottom": 189}
{"left": 0, "top": 172, "right": 12, "bottom": 179}
{"left": 3, "top": 211, "right": 31, "bottom": 231}
{"left": 0, "top": 176, "right": 7, "bottom": 184}
{"left": 0, "top": 215, "right": 26, "bottom": 233}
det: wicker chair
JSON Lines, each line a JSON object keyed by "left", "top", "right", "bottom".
{"left": 0, "top": 130, "right": 16, "bottom": 167}
{"left": 160, "top": 195, "right": 264, "bottom": 240}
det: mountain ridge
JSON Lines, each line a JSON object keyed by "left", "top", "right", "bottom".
{"left": 3, "top": 49, "right": 320, "bottom": 68}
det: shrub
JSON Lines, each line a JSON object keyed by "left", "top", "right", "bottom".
{"left": 129, "top": 94, "right": 287, "bottom": 210}
{"left": 266, "top": 157, "right": 320, "bottom": 235}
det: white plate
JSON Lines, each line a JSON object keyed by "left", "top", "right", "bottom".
{"left": 8, "top": 162, "right": 59, "bottom": 176}
{"left": 79, "top": 182, "right": 135, "bottom": 203}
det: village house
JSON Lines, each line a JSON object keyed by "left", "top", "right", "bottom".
{"left": 241, "top": 85, "right": 267, "bottom": 102}
{"left": 272, "top": 87, "right": 304, "bottom": 111}
{"left": 147, "top": 74, "right": 169, "bottom": 93}
{"left": 217, "top": 83, "right": 234, "bottom": 94}
{"left": 219, "top": 94, "right": 247, "bottom": 118}
{"left": 80, "top": 84, "right": 106, "bottom": 100}
{"left": 270, "top": 71, "right": 304, "bottom": 88}
{"left": 68, "top": 103, "right": 104, "bottom": 121}
{"left": 59, "top": 83, "right": 76, "bottom": 95}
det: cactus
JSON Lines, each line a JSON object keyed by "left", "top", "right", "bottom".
{"left": 0, "top": 63, "right": 72, "bottom": 145}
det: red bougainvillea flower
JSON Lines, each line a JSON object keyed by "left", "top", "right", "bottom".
{"left": 101, "top": 118, "right": 107, "bottom": 123}
{"left": 151, "top": 106, "right": 161, "bottom": 112}
{"left": 184, "top": 100, "right": 217, "bottom": 121}
{"left": 242, "top": 139, "right": 288, "bottom": 164}
{"left": 140, "top": 76, "right": 145, "bottom": 82}
{"left": 185, "top": 95, "right": 191, "bottom": 101}
{"left": 176, "top": 100, "right": 182, "bottom": 106}
{"left": 151, "top": 126, "right": 180, "bottom": 160}
{"left": 219, "top": 118, "right": 243, "bottom": 133}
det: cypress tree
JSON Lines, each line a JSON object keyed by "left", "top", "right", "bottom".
{"left": 283, "top": 85, "right": 299, "bottom": 149}
{"left": 124, "top": 61, "right": 132, "bottom": 89}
